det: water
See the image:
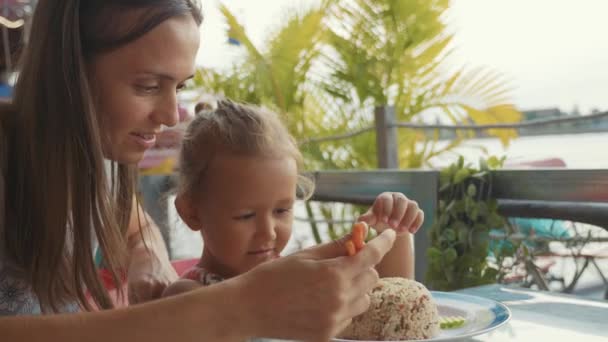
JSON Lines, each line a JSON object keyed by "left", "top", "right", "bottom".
{"left": 430, "top": 132, "right": 608, "bottom": 169}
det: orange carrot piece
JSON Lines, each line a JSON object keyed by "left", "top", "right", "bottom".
{"left": 352, "top": 222, "right": 366, "bottom": 250}
{"left": 345, "top": 240, "right": 356, "bottom": 256}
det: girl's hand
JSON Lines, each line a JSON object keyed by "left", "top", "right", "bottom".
{"left": 358, "top": 192, "right": 424, "bottom": 234}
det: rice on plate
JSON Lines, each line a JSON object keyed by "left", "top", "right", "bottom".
{"left": 338, "top": 277, "right": 440, "bottom": 341}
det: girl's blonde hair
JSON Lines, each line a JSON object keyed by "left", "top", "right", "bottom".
{"left": 177, "top": 99, "right": 314, "bottom": 200}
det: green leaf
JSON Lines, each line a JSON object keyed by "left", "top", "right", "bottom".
{"left": 439, "top": 200, "right": 446, "bottom": 211}
{"left": 443, "top": 248, "right": 458, "bottom": 264}
{"left": 457, "top": 227, "right": 469, "bottom": 245}
{"left": 445, "top": 200, "right": 456, "bottom": 212}
{"left": 522, "top": 244, "right": 530, "bottom": 258}
{"left": 483, "top": 267, "right": 499, "bottom": 281}
{"left": 453, "top": 168, "right": 470, "bottom": 184}
{"left": 457, "top": 156, "right": 465, "bottom": 169}
{"left": 470, "top": 206, "right": 479, "bottom": 221}
{"left": 467, "top": 183, "right": 477, "bottom": 197}
{"left": 487, "top": 155, "right": 505, "bottom": 169}
{"left": 427, "top": 247, "right": 442, "bottom": 259}
{"left": 471, "top": 171, "right": 488, "bottom": 179}
{"left": 443, "top": 229, "right": 456, "bottom": 242}
{"left": 479, "top": 157, "right": 489, "bottom": 171}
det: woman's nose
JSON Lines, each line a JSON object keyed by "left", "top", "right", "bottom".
{"left": 153, "top": 93, "right": 179, "bottom": 127}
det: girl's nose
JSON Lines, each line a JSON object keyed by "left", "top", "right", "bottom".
{"left": 257, "top": 216, "right": 277, "bottom": 241}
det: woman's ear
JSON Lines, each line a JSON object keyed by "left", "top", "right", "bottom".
{"left": 175, "top": 194, "right": 202, "bottom": 231}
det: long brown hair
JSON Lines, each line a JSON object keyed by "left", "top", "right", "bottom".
{"left": 1, "top": 0, "right": 202, "bottom": 312}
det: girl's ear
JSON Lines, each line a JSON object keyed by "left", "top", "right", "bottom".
{"left": 175, "top": 194, "right": 202, "bottom": 231}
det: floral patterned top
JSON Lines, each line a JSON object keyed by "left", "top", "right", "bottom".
{"left": 0, "top": 257, "right": 79, "bottom": 316}
{"left": 180, "top": 265, "right": 225, "bottom": 286}
{"left": 0, "top": 259, "right": 40, "bottom": 315}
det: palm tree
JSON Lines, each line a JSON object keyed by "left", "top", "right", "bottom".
{"left": 319, "top": 0, "right": 521, "bottom": 169}
{"left": 194, "top": 2, "right": 327, "bottom": 137}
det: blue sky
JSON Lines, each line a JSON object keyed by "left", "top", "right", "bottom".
{"left": 197, "top": 0, "right": 608, "bottom": 114}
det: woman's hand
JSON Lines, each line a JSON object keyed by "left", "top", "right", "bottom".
{"left": 358, "top": 192, "right": 424, "bottom": 235}
{"left": 126, "top": 200, "right": 178, "bottom": 304}
{"left": 231, "top": 230, "right": 397, "bottom": 341}
{"left": 127, "top": 245, "right": 178, "bottom": 304}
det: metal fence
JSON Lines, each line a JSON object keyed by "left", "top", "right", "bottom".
{"left": 308, "top": 168, "right": 608, "bottom": 295}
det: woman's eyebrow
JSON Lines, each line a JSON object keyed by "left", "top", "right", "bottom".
{"left": 135, "top": 71, "right": 195, "bottom": 82}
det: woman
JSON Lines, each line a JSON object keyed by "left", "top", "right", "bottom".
{"left": 0, "top": 1, "right": 397, "bottom": 341}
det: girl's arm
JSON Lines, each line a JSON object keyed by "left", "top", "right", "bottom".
{"left": 375, "top": 232, "right": 414, "bottom": 278}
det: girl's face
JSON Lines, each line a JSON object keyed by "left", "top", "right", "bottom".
{"left": 178, "top": 154, "right": 298, "bottom": 278}
{"left": 89, "top": 15, "right": 200, "bottom": 164}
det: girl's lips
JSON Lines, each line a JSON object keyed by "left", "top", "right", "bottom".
{"left": 247, "top": 249, "right": 278, "bottom": 259}
{"left": 248, "top": 248, "right": 275, "bottom": 255}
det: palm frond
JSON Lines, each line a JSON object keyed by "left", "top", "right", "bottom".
{"left": 266, "top": 5, "right": 326, "bottom": 112}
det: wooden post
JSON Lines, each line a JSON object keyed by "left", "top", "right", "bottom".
{"left": 374, "top": 106, "right": 399, "bottom": 169}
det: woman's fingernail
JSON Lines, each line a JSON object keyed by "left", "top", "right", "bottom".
{"left": 390, "top": 219, "right": 399, "bottom": 227}
{"left": 383, "top": 216, "right": 389, "bottom": 223}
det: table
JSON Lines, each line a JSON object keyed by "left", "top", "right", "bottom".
{"left": 455, "top": 284, "right": 608, "bottom": 341}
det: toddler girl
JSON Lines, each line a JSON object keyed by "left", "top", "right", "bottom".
{"left": 164, "top": 99, "right": 423, "bottom": 298}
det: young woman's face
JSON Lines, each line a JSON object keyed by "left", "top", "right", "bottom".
{"left": 185, "top": 154, "right": 297, "bottom": 278}
{"left": 89, "top": 15, "right": 200, "bottom": 164}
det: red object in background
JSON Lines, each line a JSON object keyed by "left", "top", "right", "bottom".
{"left": 505, "top": 157, "right": 566, "bottom": 168}
{"left": 171, "top": 258, "right": 199, "bottom": 275}
{"left": 94, "top": 258, "right": 199, "bottom": 308}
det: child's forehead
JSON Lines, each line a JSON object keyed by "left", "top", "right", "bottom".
{"left": 209, "top": 153, "right": 295, "bottom": 171}
{"left": 201, "top": 153, "right": 298, "bottom": 196}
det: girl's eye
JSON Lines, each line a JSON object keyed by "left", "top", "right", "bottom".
{"left": 233, "top": 212, "right": 255, "bottom": 220}
{"left": 176, "top": 83, "right": 186, "bottom": 92}
{"left": 275, "top": 208, "right": 292, "bottom": 215}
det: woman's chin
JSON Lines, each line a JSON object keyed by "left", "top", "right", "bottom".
{"left": 104, "top": 151, "right": 146, "bottom": 165}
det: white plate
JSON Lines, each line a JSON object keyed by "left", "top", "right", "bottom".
{"left": 332, "top": 291, "right": 511, "bottom": 342}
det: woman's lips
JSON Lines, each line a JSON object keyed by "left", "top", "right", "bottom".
{"left": 130, "top": 132, "right": 157, "bottom": 149}
{"left": 132, "top": 132, "right": 156, "bottom": 140}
